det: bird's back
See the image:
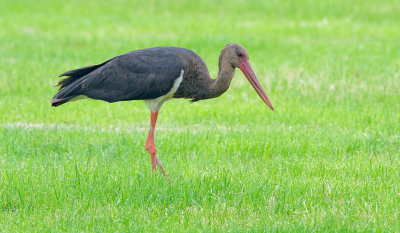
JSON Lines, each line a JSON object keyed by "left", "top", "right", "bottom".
{"left": 51, "top": 47, "right": 207, "bottom": 107}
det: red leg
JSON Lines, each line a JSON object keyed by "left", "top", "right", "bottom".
{"left": 145, "top": 112, "right": 168, "bottom": 179}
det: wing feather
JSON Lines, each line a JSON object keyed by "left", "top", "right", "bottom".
{"left": 51, "top": 47, "right": 187, "bottom": 106}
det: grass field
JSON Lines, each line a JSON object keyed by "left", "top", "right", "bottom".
{"left": 1, "top": 0, "right": 400, "bottom": 231}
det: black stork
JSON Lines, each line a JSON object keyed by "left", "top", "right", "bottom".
{"left": 51, "top": 43, "right": 274, "bottom": 178}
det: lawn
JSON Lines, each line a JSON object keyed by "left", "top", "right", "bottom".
{"left": 1, "top": 0, "right": 400, "bottom": 231}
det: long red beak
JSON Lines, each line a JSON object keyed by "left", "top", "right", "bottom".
{"left": 239, "top": 61, "right": 274, "bottom": 111}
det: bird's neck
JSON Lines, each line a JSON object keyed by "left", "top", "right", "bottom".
{"left": 208, "top": 58, "right": 235, "bottom": 98}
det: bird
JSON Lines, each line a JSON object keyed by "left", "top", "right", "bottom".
{"left": 51, "top": 43, "right": 274, "bottom": 178}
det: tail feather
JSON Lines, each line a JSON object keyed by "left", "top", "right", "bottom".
{"left": 51, "top": 78, "right": 87, "bottom": 107}
{"left": 50, "top": 97, "right": 74, "bottom": 107}
{"left": 56, "top": 64, "right": 103, "bottom": 90}
{"left": 51, "top": 58, "right": 114, "bottom": 107}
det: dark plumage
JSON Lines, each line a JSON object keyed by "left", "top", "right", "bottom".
{"left": 51, "top": 47, "right": 198, "bottom": 106}
{"left": 51, "top": 43, "right": 274, "bottom": 178}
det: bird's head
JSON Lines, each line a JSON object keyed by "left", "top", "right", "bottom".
{"left": 221, "top": 43, "right": 274, "bottom": 111}
{"left": 222, "top": 43, "right": 250, "bottom": 68}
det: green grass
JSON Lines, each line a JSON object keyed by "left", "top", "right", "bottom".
{"left": 1, "top": 0, "right": 400, "bottom": 231}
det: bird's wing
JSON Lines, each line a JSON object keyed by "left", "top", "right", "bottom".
{"left": 53, "top": 48, "right": 186, "bottom": 104}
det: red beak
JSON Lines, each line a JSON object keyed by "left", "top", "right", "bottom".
{"left": 239, "top": 61, "right": 274, "bottom": 111}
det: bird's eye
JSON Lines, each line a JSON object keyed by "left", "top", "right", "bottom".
{"left": 237, "top": 52, "right": 243, "bottom": 57}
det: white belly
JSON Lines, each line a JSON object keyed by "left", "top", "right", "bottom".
{"left": 143, "top": 69, "right": 184, "bottom": 113}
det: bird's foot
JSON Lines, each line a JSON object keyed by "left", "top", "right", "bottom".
{"left": 151, "top": 154, "right": 170, "bottom": 182}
